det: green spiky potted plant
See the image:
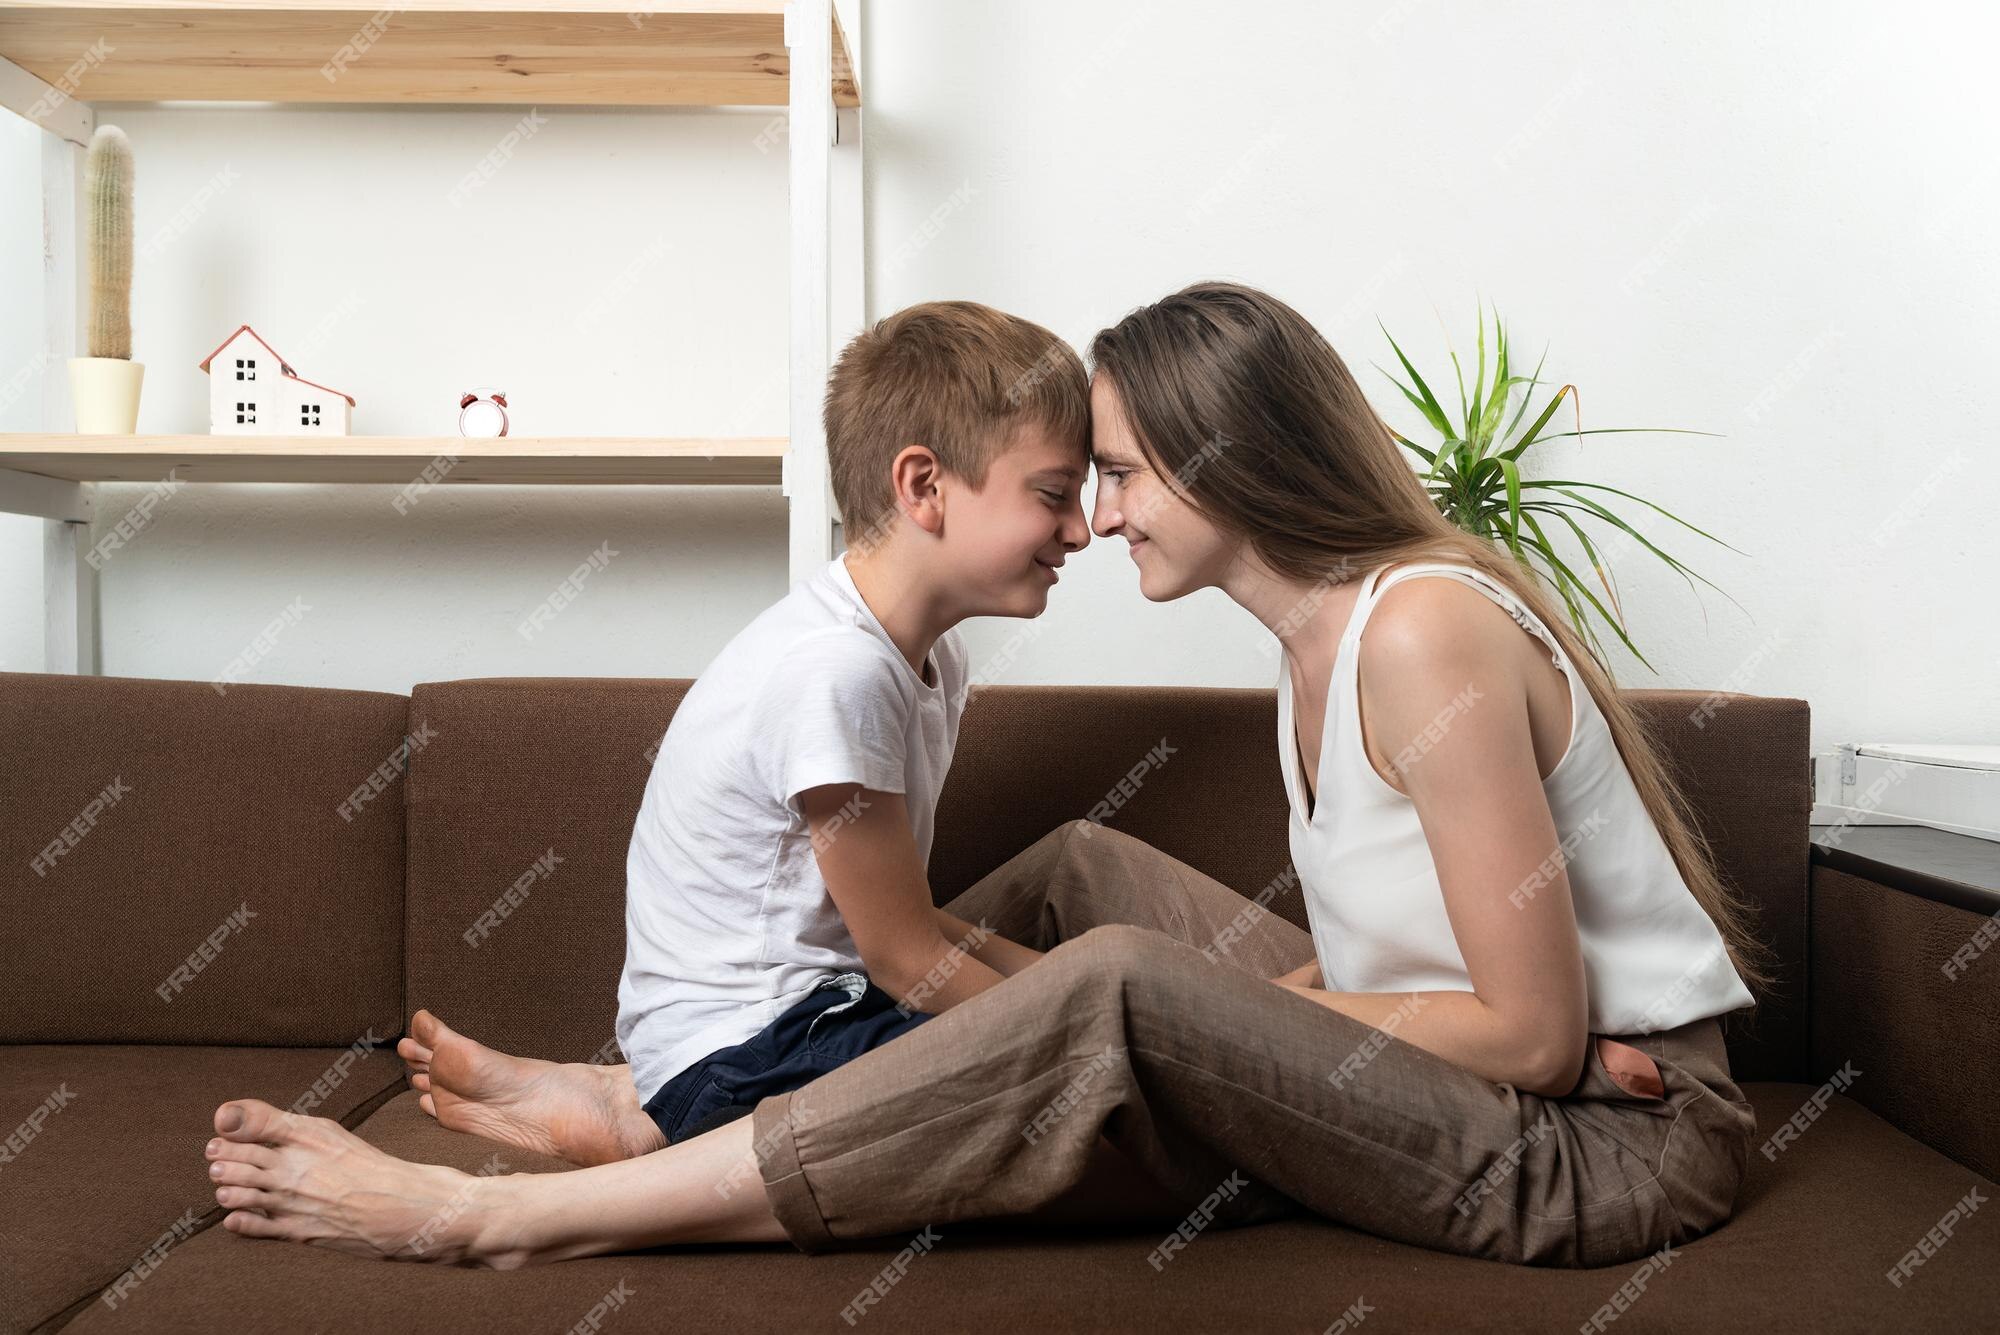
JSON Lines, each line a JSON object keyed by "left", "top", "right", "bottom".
{"left": 68, "top": 125, "right": 143, "bottom": 433}
{"left": 1378, "top": 306, "right": 1741, "bottom": 672}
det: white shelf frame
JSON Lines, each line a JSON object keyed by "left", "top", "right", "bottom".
{"left": 0, "top": 0, "right": 860, "bottom": 674}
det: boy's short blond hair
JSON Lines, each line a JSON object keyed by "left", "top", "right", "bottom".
{"left": 825, "top": 301, "right": 1089, "bottom": 538}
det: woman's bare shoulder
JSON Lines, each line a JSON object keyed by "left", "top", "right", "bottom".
{"left": 1359, "top": 569, "right": 1529, "bottom": 673}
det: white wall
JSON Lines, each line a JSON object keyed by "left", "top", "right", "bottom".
{"left": 2, "top": 103, "right": 795, "bottom": 689}
{"left": 5, "top": 0, "right": 1995, "bottom": 752}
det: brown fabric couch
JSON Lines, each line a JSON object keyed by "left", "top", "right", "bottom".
{"left": 3, "top": 672, "right": 1995, "bottom": 1333}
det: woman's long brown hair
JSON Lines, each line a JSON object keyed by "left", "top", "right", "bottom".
{"left": 1088, "top": 280, "right": 1772, "bottom": 1000}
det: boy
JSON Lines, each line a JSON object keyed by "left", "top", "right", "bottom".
{"left": 620, "top": 298, "right": 1095, "bottom": 1143}
{"left": 400, "top": 300, "right": 1094, "bottom": 1157}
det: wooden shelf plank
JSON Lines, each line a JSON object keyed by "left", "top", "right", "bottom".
{"left": 0, "top": 2, "right": 858, "bottom": 107}
{"left": 0, "top": 433, "right": 787, "bottom": 484}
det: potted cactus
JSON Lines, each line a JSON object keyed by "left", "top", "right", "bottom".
{"left": 68, "top": 125, "right": 143, "bottom": 433}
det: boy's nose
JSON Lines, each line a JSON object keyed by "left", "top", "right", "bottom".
{"left": 1061, "top": 498, "right": 1093, "bottom": 551}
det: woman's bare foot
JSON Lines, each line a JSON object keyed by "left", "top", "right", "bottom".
{"left": 205, "top": 1099, "right": 528, "bottom": 1266}
{"left": 394, "top": 1009, "right": 663, "bottom": 1167}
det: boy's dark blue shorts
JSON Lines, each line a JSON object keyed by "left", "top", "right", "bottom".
{"left": 641, "top": 972, "right": 934, "bottom": 1146}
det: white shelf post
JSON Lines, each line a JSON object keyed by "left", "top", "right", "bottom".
{"left": 829, "top": 93, "right": 863, "bottom": 555}
{"left": 784, "top": 0, "right": 838, "bottom": 587}
{"left": 6, "top": 52, "right": 99, "bottom": 673}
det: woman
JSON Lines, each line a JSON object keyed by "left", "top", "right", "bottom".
{"left": 201, "top": 281, "right": 1767, "bottom": 1268}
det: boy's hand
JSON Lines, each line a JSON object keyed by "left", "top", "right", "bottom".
{"left": 1269, "top": 958, "right": 1322, "bottom": 989}
{"left": 800, "top": 783, "right": 1011, "bottom": 1014}
{"left": 935, "top": 907, "right": 1044, "bottom": 979}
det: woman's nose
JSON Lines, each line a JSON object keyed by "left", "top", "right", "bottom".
{"left": 1090, "top": 494, "right": 1122, "bottom": 539}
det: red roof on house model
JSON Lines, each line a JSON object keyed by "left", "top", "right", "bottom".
{"left": 197, "top": 324, "right": 356, "bottom": 406}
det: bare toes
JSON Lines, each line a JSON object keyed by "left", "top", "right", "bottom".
{"left": 215, "top": 1100, "right": 357, "bottom": 1157}
{"left": 410, "top": 1072, "right": 432, "bottom": 1094}
{"left": 419, "top": 1092, "right": 437, "bottom": 1119}
{"left": 209, "top": 1151, "right": 276, "bottom": 1183}
{"left": 216, "top": 1184, "right": 281, "bottom": 1212}
{"left": 223, "top": 1209, "right": 296, "bottom": 1240}
{"left": 397, "top": 1035, "right": 433, "bottom": 1066}
{"left": 207, "top": 1138, "right": 276, "bottom": 1168}
{"left": 412, "top": 1008, "right": 456, "bottom": 1050}
{"left": 209, "top": 1157, "right": 273, "bottom": 1189}
{"left": 215, "top": 1098, "right": 295, "bottom": 1144}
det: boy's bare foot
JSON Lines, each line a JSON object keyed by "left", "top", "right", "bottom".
{"left": 395, "top": 1009, "right": 664, "bottom": 1167}
{"left": 205, "top": 1099, "right": 527, "bottom": 1266}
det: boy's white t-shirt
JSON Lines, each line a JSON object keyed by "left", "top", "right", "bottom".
{"left": 616, "top": 553, "right": 970, "bottom": 1104}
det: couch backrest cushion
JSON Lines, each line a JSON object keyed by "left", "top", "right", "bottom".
{"left": 0, "top": 672, "right": 407, "bottom": 1044}
{"left": 403, "top": 678, "right": 687, "bottom": 1063}
{"left": 403, "top": 678, "right": 1808, "bottom": 1080}
{"left": 1628, "top": 690, "right": 1811, "bottom": 1080}
{"left": 931, "top": 686, "right": 1812, "bottom": 1083}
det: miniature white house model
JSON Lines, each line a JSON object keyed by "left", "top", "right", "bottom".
{"left": 198, "top": 325, "right": 355, "bottom": 436}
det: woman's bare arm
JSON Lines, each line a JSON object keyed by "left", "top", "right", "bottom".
{"left": 1282, "top": 578, "right": 1590, "bottom": 1097}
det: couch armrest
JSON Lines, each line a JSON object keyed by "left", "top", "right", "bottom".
{"left": 1810, "top": 828, "right": 2000, "bottom": 1180}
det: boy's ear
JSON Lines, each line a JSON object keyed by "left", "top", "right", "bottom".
{"left": 889, "top": 443, "right": 946, "bottom": 536}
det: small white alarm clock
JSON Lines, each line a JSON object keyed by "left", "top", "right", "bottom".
{"left": 458, "top": 387, "right": 510, "bottom": 438}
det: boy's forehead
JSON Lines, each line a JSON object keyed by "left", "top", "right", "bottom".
{"left": 1001, "top": 420, "right": 1090, "bottom": 475}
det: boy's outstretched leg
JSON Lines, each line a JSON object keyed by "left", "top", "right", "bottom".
{"left": 396, "top": 1008, "right": 664, "bottom": 1166}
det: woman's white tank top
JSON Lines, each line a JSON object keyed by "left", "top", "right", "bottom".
{"left": 1275, "top": 560, "right": 1754, "bottom": 1035}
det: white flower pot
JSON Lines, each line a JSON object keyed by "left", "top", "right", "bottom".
{"left": 68, "top": 356, "right": 145, "bottom": 434}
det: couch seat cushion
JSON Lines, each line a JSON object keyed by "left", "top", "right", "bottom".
{"left": 2, "top": 1043, "right": 404, "bottom": 1335}
{"left": 57, "top": 1082, "right": 2000, "bottom": 1333}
